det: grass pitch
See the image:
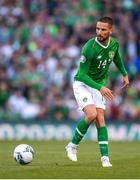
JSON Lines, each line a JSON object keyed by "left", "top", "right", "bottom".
{"left": 0, "top": 140, "right": 140, "bottom": 179}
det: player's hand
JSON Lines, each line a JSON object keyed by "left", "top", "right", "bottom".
{"left": 121, "top": 75, "right": 129, "bottom": 89}
{"left": 100, "top": 86, "right": 114, "bottom": 100}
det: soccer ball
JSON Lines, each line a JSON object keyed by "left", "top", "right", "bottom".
{"left": 13, "top": 144, "right": 34, "bottom": 165}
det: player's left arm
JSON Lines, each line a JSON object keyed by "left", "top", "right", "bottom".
{"left": 113, "top": 45, "right": 129, "bottom": 89}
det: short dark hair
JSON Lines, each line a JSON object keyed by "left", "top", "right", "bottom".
{"left": 98, "top": 17, "right": 113, "bottom": 26}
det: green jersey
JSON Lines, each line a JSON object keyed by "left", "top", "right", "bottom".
{"left": 74, "top": 36, "right": 127, "bottom": 90}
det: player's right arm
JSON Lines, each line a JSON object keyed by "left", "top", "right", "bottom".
{"left": 75, "top": 40, "right": 102, "bottom": 90}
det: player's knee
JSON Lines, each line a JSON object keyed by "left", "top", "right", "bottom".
{"left": 96, "top": 117, "right": 105, "bottom": 127}
{"left": 85, "top": 111, "right": 97, "bottom": 123}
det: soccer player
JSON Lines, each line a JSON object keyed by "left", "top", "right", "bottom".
{"left": 66, "top": 17, "right": 129, "bottom": 167}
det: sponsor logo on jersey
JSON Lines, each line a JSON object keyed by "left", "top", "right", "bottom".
{"left": 80, "top": 55, "right": 86, "bottom": 63}
{"left": 109, "top": 51, "right": 115, "bottom": 60}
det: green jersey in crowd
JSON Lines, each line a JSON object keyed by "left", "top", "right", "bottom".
{"left": 75, "top": 36, "right": 127, "bottom": 90}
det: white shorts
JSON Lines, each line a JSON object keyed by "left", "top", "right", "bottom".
{"left": 73, "top": 81, "right": 106, "bottom": 110}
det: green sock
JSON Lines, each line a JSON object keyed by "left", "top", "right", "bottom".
{"left": 72, "top": 118, "right": 90, "bottom": 145}
{"left": 97, "top": 126, "right": 109, "bottom": 157}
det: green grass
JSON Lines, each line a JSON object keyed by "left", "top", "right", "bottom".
{"left": 0, "top": 140, "right": 140, "bottom": 179}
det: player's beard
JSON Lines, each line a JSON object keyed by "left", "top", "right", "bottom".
{"left": 97, "top": 36, "right": 108, "bottom": 43}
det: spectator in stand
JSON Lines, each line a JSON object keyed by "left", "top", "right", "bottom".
{"left": 0, "top": 0, "right": 139, "bottom": 122}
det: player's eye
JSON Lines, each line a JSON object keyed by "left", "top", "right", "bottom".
{"left": 101, "top": 28, "right": 107, "bottom": 31}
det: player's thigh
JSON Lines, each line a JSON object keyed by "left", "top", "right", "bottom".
{"left": 95, "top": 108, "right": 105, "bottom": 128}
{"left": 73, "top": 81, "right": 95, "bottom": 111}
{"left": 91, "top": 88, "right": 106, "bottom": 110}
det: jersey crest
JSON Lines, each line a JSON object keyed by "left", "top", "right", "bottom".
{"left": 109, "top": 51, "right": 115, "bottom": 60}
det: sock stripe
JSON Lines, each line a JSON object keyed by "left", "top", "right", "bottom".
{"left": 76, "top": 128, "right": 84, "bottom": 137}
{"left": 99, "top": 141, "right": 108, "bottom": 145}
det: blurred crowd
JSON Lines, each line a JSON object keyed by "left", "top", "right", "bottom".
{"left": 0, "top": 0, "right": 140, "bottom": 122}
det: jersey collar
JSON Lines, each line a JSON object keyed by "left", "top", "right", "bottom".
{"left": 95, "top": 37, "right": 110, "bottom": 48}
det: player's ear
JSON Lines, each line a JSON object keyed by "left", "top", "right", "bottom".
{"left": 109, "top": 28, "right": 113, "bottom": 35}
{"left": 110, "top": 26, "right": 113, "bottom": 34}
